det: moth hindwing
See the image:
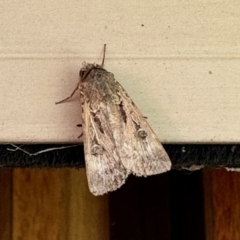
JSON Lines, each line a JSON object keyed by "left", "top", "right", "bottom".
{"left": 56, "top": 44, "right": 171, "bottom": 196}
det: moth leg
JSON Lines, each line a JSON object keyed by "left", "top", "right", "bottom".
{"left": 76, "top": 124, "right": 83, "bottom": 138}
{"left": 55, "top": 83, "right": 79, "bottom": 104}
{"left": 78, "top": 132, "right": 83, "bottom": 138}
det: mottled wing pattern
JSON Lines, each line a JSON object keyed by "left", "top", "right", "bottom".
{"left": 83, "top": 101, "right": 129, "bottom": 195}
{"left": 81, "top": 68, "right": 129, "bottom": 196}
{"left": 118, "top": 89, "right": 171, "bottom": 176}
{"left": 81, "top": 65, "right": 171, "bottom": 195}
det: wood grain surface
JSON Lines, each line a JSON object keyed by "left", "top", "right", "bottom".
{"left": 204, "top": 169, "right": 240, "bottom": 240}
{"left": 12, "top": 169, "right": 109, "bottom": 240}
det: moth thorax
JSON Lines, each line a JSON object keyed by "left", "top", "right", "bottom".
{"left": 91, "top": 144, "right": 103, "bottom": 155}
{"left": 137, "top": 129, "right": 148, "bottom": 139}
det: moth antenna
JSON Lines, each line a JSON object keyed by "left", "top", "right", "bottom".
{"left": 101, "top": 44, "right": 107, "bottom": 67}
{"left": 55, "top": 83, "right": 79, "bottom": 104}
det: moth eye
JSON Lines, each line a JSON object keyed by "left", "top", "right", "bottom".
{"left": 79, "top": 69, "right": 85, "bottom": 78}
{"left": 137, "top": 129, "right": 148, "bottom": 139}
{"left": 91, "top": 144, "right": 103, "bottom": 155}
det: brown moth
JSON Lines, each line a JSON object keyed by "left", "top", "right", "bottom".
{"left": 56, "top": 45, "right": 171, "bottom": 196}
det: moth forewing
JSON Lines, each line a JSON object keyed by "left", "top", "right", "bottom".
{"left": 82, "top": 98, "right": 129, "bottom": 196}
{"left": 56, "top": 45, "right": 171, "bottom": 196}
{"left": 108, "top": 80, "right": 171, "bottom": 177}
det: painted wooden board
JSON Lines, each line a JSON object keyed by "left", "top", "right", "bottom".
{"left": 0, "top": 0, "right": 239, "bottom": 144}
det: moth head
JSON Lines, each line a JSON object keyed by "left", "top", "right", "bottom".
{"left": 79, "top": 63, "right": 102, "bottom": 80}
{"left": 79, "top": 45, "right": 106, "bottom": 80}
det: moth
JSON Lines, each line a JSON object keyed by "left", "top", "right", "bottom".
{"left": 56, "top": 45, "right": 171, "bottom": 196}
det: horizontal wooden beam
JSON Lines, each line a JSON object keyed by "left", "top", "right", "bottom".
{"left": 2, "top": 144, "right": 240, "bottom": 169}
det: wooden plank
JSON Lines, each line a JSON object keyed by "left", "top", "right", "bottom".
{"left": 0, "top": 0, "right": 240, "bottom": 143}
{"left": 203, "top": 169, "right": 240, "bottom": 240}
{"left": 0, "top": 169, "right": 12, "bottom": 240}
{"left": 109, "top": 174, "right": 171, "bottom": 240}
{"left": 12, "top": 168, "right": 109, "bottom": 240}
{"left": 110, "top": 171, "right": 205, "bottom": 240}
{"left": 169, "top": 171, "right": 205, "bottom": 240}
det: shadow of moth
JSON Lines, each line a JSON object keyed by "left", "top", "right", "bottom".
{"left": 56, "top": 45, "right": 171, "bottom": 196}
